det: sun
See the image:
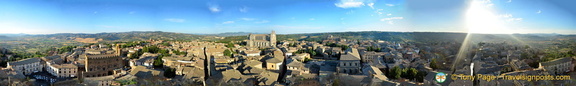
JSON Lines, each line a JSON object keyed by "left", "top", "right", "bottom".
{"left": 466, "top": 0, "right": 513, "bottom": 34}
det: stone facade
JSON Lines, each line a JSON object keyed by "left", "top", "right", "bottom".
{"left": 46, "top": 63, "right": 78, "bottom": 78}
{"left": 338, "top": 48, "right": 361, "bottom": 74}
{"left": 247, "top": 31, "right": 276, "bottom": 48}
{"left": 7, "top": 57, "right": 43, "bottom": 75}
{"left": 84, "top": 54, "right": 123, "bottom": 77}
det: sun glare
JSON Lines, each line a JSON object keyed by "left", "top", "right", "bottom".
{"left": 466, "top": 0, "right": 512, "bottom": 34}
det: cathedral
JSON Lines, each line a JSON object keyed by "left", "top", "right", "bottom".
{"left": 247, "top": 31, "right": 276, "bottom": 48}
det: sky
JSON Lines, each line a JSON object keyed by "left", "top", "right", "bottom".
{"left": 0, "top": 0, "right": 575, "bottom": 34}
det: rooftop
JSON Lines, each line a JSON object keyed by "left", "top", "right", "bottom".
{"left": 540, "top": 57, "right": 573, "bottom": 66}
{"left": 8, "top": 57, "right": 41, "bottom": 66}
{"left": 265, "top": 58, "right": 283, "bottom": 63}
{"left": 340, "top": 48, "right": 361, "bottom": 61}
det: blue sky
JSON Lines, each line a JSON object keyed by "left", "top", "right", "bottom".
{"left": 0, "top": 0, "right": 574, "bottom": 34}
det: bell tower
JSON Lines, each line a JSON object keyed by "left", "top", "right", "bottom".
{"left": 270, "top": 30, "right": 277, "bottom": 47}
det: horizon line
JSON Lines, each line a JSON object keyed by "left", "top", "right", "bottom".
{"left": 0, "top": 30, "right": 572, "bottom": 35}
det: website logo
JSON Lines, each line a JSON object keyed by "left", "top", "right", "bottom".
{"left": 436, "top": 72, "right": 447, "bottom": 83}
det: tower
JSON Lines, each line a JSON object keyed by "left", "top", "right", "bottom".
{"left": 270, "top": 30, "right": 276, "bottom": 47}
{"left": 248, "top": 33, "right": 254, "bottom": 47}
{"left": 115, "top": 44, "right": 121, "bottom": 56}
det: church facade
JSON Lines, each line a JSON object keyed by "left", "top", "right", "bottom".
{"left": 247, "top": 31, "right": 276, "bottom": 48}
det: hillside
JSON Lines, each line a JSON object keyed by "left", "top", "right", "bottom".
{"left": 29, "top": 31, "right": 217, "bottom": 43}
{"left": 218, "top": 31, "right": 575, "bottom": 49}
{"left": 0, "top": 31, "right": 219, "bottom": 53}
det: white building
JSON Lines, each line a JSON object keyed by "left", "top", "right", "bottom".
{"left": 7, "top": 57, "right": 43, "bottom": 75}
{"left": 540, "top": 57, "right": 574, "bottom": 75}
{"left": 130, "top": 53, "right": 157, "bottom": 67}
{"left": 46, "top": 62, "right": 78, "bottom": 78}
{"left": 338, "top": 48, "right": 361, "bottom": 74}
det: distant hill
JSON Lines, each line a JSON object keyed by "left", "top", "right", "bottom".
{"left": 24, "top": 31, "right": 219, "bottom": 43}
{"left": 0, "top": 35, "right": 12, "bottom": 41}
{"left": 218, "top": 31, "right": 575, "bottom": 49}
{"left": 201, "top": 32, "right": 264, "bottom": 37}
{"left": 0, "top": 33, "right": 29, "bottom": 37}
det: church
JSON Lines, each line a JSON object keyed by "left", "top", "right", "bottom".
{"left": 247, "top": 31, "right": 276, "bottom": 48}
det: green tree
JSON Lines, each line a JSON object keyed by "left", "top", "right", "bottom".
{"left": 153, "top": 55, "right": 164, "bottom": 68}
{"left": 164, "top": 68, "right": 176, "bottom": 78}
{"left": 415, "top": 70, "right": 427, "bottom": 82}
{"left": 161, "top": 42, "right": 171, "bottom": 46}
{"left": 57, "top": 46, "right": 77, "bottom": 54}
{"left": 406, "top": 68, "right": 418, "bottom": 80}
{"left": 430, "top": 58, "right": 439, "bottom": 70}
{"left": 389, "top": 66, "right": 402, "bottom": 79}
{"left": 226, "top": 43, "right": 235, "bottom": 48}
{"left": 224, "top": 49, "right": 232, "bottom": 57}
{"left": 143, "top": 45, "right": 160, "bottom": 53}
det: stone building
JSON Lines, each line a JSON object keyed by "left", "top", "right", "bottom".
{"left": 84, "top": 54, "right": 123, "bottom": 77}
{"left": 46, "top": 63, "right": 78, "bottom": 78}
{"left": 338, "top": 48, "right": 361, "bottom": 74}
{"left": 247, "top": 31, "right": 276, "bottom": 48}
{"left": 540, "top": 57, "right": 574, "bottom": 75}
{"left": 7, "top": 57, "right": 43, "bottom": 75}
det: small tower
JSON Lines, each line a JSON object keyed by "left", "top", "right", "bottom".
{"left": 270, "top": 30, "right": 277, "bottom": 47}
{"left": 115, "top": 44, "right": 121, "bottom": 56}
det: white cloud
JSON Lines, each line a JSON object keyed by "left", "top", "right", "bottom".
{"left": 387, "top": 13, "right": 392, "bottom": 16}
{"left": 335, "top": 0, "right": 365, "bottom": 8}
{"left": 239, "top": 6, "right": 248, "bottom": 13}
{"left": 387, "top": 21, "right": 394, "bottom": 24}
{"left": 380, "top": 17, "right": 403, "bottom": 25}
{"left": 222, "top": 21, "right": 235, "bottom": 24}
{"left": 486, "top": 4, "right": 494, "bottom": 7}
{"left": 385, "top": 4, "right": 394, "bottom": 6}
{"left": 380, "top": 17, "right": 403, "bottom": 21}
{"left": 367, "top": 3, "right": 374, "bottom": 9}
{"left": 506, "top": 18, "right": 522, "bottom": 22}
{"left": 208, "top": 4, "right": 220, "bottom": 13}
{"left": 537, "top": 10, "right": 541, "bottom": 14}
{"left": 309, "top": 18, "right": 315, "bottom": 20}
{"left": 255, "top": 20, "right": 270, "bottom": 23}
{"left": 164, "top": 18, "right": 186, "bottom": 22}
{"left": 241, "top": 18, "right": 255, "bottom": 21}
{"left": 499, "top": 14, "right": 513, "bottom": 18}
{"left": 507, "top": 0, "right": 512, "bottom": 3}
{"left": 498, "top": 14, "right": 523, "bottom": 22}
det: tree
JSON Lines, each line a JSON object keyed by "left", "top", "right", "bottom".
{"left": 389, "top": 66, "right": 402, "bottom": 79}
{"left": 143, "top": 45, "right": 160, "bottom": 53}
{"left": 57, "top": 46, "right": 77, "bottom": 54}
{"left": 226, "top": 43, "right": 235, "bottom": 48}
{"left": 153, "top": 55, "right": 164, "bottom": 68}
{"left": 224, "top": 49, "right": 232, "bottom": 57}
{"left": 164, "top": 68, "right": 176, "bottom": 78}
{"left": 161, "top": 42, "right": 171, "bottom": 46}
{"left": 406, "top": 68, "right": 418, "bottom": 80}
{"left": 415, "top": 70, "right": 427, "bottom": 82}
{"left": 430, "top": 58, "right": 439, "bottom": 70}
{"left": 173, "top": 50, "right": 187, "bottom": 55}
